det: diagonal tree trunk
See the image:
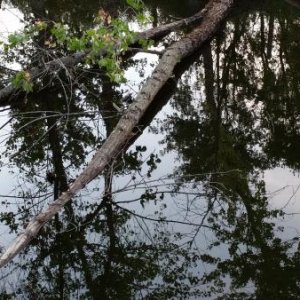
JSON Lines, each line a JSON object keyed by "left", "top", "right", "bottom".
{"left": 0, "top": 0, "right": 234, "bottom": 268}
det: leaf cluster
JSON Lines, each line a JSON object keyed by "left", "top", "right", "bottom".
{"left": 3, "top": 0, "right": 151, "bottom": 90}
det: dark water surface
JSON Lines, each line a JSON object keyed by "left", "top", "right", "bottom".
{"left": 0, "top": 0, "right": 300, "bottom": 299}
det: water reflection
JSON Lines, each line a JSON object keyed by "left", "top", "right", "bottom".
{"left": 0, "top": 0, "right": 300, "bottom": 299}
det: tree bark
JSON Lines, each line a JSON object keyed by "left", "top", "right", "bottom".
{"left": 0, "top": 8, "right": 206, "bottom": 106}
{"left": 0, "top": 0, "right": 234, "bottom": 268}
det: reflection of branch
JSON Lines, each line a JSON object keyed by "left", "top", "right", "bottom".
{"left": 189, "top": 198, "right": 217, "bottom": 247}
{"left": 135, "top": 216, "right": 155, "bottom": 243}
{"left": 0, "top": 193, "right": 52, "bottom": 199}
{"left": 112, "top": 169, "right": 241, "bottom": 194}
{"left": 280, "top": 184, "right": 300, "bottom": 210}
{"left": 9, "top": 117, "right": 62, "bottom": 160}
{"left": 114, "top": 203, "right": 214, "bottom": 229}
{"left": 115, "top": 191, "right": 205, "bottom": 204}
{"left": 79, "top": 201, "right": 106, "bottom": 229}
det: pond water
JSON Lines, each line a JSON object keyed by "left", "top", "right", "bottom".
{"left": 0, "top": 0, "right": 300, "bottom": 299}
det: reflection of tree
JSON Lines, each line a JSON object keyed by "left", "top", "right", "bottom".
{"left": 0, "top": 172, "right": 203, "bottom": 299}
{"left": 0, "top": 47, "right": 205, "bottom": 298}
{"left": 144, "top": 0, "right": 206, "bottom": 18}
{"left": 262, "top": 8, "right": 300, "bottom": 169}
{"left": 157, "top": 4, "right": 300, "bottom": 297}
{"left": 9, "top": 0, "right": 125, "bottom": 25}
{"left": 1, "top": 0, "right": 300, "bottom": 299}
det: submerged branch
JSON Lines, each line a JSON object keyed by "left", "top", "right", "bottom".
{"left": 0, "top": 0, "right": 234, "bottom": 268}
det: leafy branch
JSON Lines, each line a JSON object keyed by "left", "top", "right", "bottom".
{"left": 3, "top": 0, "right": 151, "bottom": 90}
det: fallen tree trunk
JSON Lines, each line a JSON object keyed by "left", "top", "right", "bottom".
{"left": 0, "top": 0, "right": 234, "bottom": 268}
{"left": 0, "top": 8, "right": 206, "bottom": 106}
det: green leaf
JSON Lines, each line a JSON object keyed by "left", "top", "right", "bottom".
{"left": 126, "top": 0, "right": 144, "bottom": 11}
{"left": 8, "top": 33, "right": 27, "bottom": 48}
{"left": 11, "top": 71, "right": 33, "bottom": 93}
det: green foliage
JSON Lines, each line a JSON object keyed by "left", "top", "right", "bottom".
{"left": 126, "top": 0, "right": 144, "bottom": 11}
{"left": 126, "top": 0, "right": 150, "bottom": 24}
{"left": 139, "top": 38, "right": 154, "bottom": 50}
{"left": 3, "top": 0, "right": 151, "bottom": 90}
{"left": 8, "top": 33, "right": 28, "bottom": 48}
{"left": 50, "top": 23, "right": 70, "bottom": 45}
{"left": 4, "top": 20, "right": 47, "bottom": 53}
{"left": 11, "top": 71, "right": 33, "bottom": 92}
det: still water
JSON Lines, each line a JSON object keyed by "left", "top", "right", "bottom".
{"left": 0, "top": 0, "right": 300, "bottom": 298}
